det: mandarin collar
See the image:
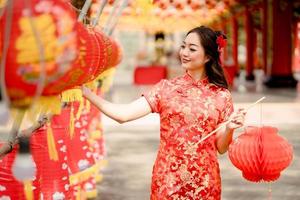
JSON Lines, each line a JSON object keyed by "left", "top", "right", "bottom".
{"left": 183, "top": 72, "right": 209, "bottom": 87}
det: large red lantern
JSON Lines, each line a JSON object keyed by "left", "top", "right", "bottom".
{"left": 43, "top": 25, "right": 122, "bottom": 94}
{"left": 228, "top": 126, "right": 293, "bottom": 182}
{"left": 30, "top": 107, "right": 72, "bottom": 199}
{"left": 43, "top": 23, "right": 104, "bottom": 94}
{"left": 0, "top": 0, "right": 78, "bottom": 106}
{"left": 104, "top": 35, "right": 123, "bottom": 68}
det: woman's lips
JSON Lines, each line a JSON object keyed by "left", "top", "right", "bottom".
{"left": 182, "top": 58, "right": 190, "bottom": 63}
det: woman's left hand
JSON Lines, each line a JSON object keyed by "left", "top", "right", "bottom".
{"left": 226, "top": 108, "right": 247, "bottom": 130}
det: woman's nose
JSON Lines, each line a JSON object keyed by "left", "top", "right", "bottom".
{"left": 181, "top": 48, "right": 189, "bottom": 57}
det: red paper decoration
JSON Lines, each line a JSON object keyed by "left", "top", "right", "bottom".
{"left": 0, "top": 0, "right": 78, "bottom": 105}
{"left": 228, "top": 126, "right": 293, "bottom": 182}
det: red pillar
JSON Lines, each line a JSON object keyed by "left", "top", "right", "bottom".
{"left": 265, "top": 0, "right": 297, "bottom": 87}
{"left": 262, "top": 0, "right": 268, "bottom": 74}
{"left": 245, "top": 6, "right": 255, "bottom": 80}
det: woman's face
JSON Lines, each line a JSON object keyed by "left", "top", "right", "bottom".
{"left": 179, "top": 32, "right": 209, "bottom": 70}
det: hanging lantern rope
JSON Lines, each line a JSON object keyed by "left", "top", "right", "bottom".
{"left": 77, "top": 0, "right": 93, "bottom": 22}
{"left": 91, "top": 0, "right": 108, "bottom": 27}
{"left": 107, "top": 0, "right": 129, "bottom": 36}
{"left": 103, "top": 0, "right": 122, "bottom": 34}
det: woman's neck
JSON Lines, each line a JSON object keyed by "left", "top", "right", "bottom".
{"left": 186, "top": 69, "right": 206, "bottom": 81}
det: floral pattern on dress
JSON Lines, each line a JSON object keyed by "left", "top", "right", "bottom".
{"left": 142, "top": 73, "right": 233, "bottom": 200}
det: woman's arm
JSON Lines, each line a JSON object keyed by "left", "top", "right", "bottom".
{"left": 82, "top": 86, "right": 152, "bottom": 124}
{"left": 215, "top": 108, "right": 246, "bottom": 154}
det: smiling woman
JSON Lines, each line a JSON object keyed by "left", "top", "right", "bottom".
{"left": 82, "top": 26, "right": 246, "bottom": 200}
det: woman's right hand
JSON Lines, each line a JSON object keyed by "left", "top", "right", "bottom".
{"left": 81, "top": 85, "right": 91, "bottom": 98}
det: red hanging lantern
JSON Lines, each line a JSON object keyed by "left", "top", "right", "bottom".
{"left": 103, "top": 34, "right": 123, "bottom": 68}
{"left": 156, "top": 0, "right": 169, "bottom": 10}
{"left": 228, "top": 126, "right": 293, "bottom": 182}
{"left": 189, "top": 0, "right": 201, "bottom": 10}
{"left": 66, "top": 102, "right": 96, "bottom": 174}
{"left": 30, "top": 108, "right": 72, "bottom": 199}
{"left": 206, "top": 0, "right": 216, "bottom": 9}
{"left": 0, "top": 0, "right": 78, "bottom": 106}
{"left": 43, "top": 25, "right": 122, "bottom": 94}
{"left": 173, "top": 0, "right": 186, "bottom": 10}
{"left": 0, "top": 144, "right": 26, "bottom": 200}
{"left": 43, "top": 23, "right": 103, "bottom": 94}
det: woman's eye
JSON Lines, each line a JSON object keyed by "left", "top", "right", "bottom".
{"left": 180, "top": 45, "right": 185, "bottom": 49}
{"left": 190, "top": 49, "right": 196, "bottom": 52}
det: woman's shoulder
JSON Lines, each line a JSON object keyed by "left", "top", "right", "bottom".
{"left": 212, "top": 85, "right": 232, "bottom": 99}
{"left": 205, "top": 82, "right": 231, "bottom": 96}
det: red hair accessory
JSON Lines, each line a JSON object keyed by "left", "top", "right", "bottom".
{"left": 216, "top": 35, "right": 227, "bottom": 51}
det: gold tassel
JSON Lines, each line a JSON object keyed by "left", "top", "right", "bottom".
{"left": 69, "top": 164, "right": 98, "bottom": 185}
{"left": 75, "top": 186, "right": 81, "bottom": 200}
{"left": 84, "top": 81, "right": 97, "bottom": 90}
{"left": 61, "top": 88, "right": 83, "bottom": 103}
{"left": 85, "top": 99, "right": 91, "bottom": 112}
{"left": 47, "top": 122, "right": 58, "bottom": 161}
{"left": 91, "top": 130, "right": 101, "bottom": 140}
{"left": 76, "top": 100, "right": 84, "bottom": 120}
{"left": 25, "top": 96, "right": 61, "bottom": 123}
{"left": 85, "top": 189, "right": 98, "bottom": 199}
{"left": 69, "top": 104, "right": 75, "bottom": 139}
{"left": 24, "top": 180, "right": 33, "bottom": 200}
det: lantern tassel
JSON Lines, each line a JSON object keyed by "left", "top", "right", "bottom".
{"left": 47, "top": 122, "right": 58, "bottom": 161}
{"left": 24, "top": 180, "right": 33, "bottom": 200}
{"left": 61, "top": 88, "right": 83, "bottom": 102}
{"left": 26, "top": 96, "right": 61, "bottom": 122}
{"left": 76, "top": 100, "right": 84, "bottom": 119}
{"left": 86, "top": 99, "right": 91, "bottom": 112}
{"left": 70, "top": 105, "right": 75, "bottom": 139}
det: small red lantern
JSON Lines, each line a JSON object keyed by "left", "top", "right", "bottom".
{"left": 173, "top": 0, "right": 186, "bottom": 10}
{"left": 189, "top": 0, "right": 201, "bottom": 10}
{"left": 156, "top": 0, "right": 169, "bottom": 10}
{"left": 228, "top": 126, "right": 293, "bottom": 182}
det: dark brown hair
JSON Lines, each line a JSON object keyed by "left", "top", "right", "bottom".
{"left": 187, "top": 26, "right": 228, "bottom": 89}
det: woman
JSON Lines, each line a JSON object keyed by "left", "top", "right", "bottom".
{"left": 82, "top": 26, "right": 246, "bottom": 199}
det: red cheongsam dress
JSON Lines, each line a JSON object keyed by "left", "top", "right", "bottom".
{"left": 142, "top": 73, "right": 234, "bottom": 200}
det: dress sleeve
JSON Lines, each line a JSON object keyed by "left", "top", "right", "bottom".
{"left": 141, "top": 79, "right": 166, "bottom": 113}
{"left": 217, "top": 89, "right": 234, "bottom": 124}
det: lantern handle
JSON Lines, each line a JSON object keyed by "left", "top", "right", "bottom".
{"left": 195, "top": 96, "right": 266, "bottom": 145}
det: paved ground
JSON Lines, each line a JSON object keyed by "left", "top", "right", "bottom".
{"left": 1, "top": 82, "right": 299, "bottom": 200}
{"left": 96, "top": 83, "right": 300, "bottom": 200}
